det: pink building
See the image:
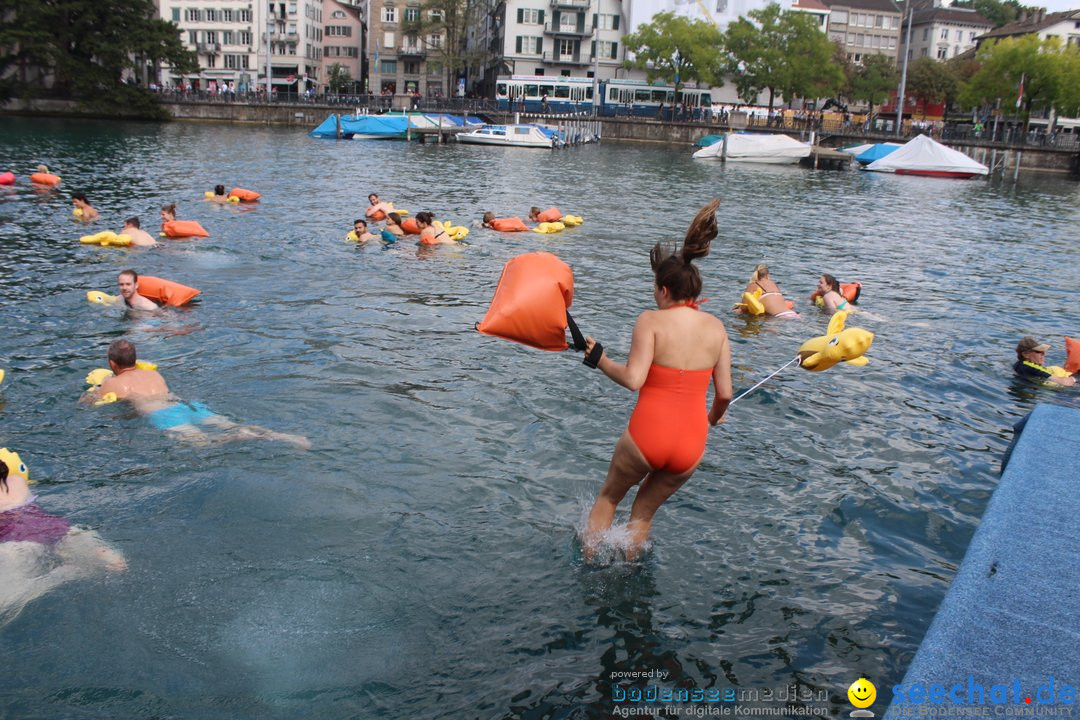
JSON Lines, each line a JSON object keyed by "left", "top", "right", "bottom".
{"left": 321, "top": 0, "right": 365, "bottom": 93}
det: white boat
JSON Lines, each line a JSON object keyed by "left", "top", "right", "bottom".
{"left": 863, "top": 134, "right": 989, "bottom": 178}
{"left": 456, "top": 124, "right": 554, "bottom": 149}
{"left": 692, "top": 133, "right": 812, "bottom": 164}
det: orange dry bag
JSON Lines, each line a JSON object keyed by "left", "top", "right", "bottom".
{"left": 400, "top": 218, "right": 421, "bottom": 234}
{"left": 1065, "top": 337, "right": 1080, "bottom": 374}
{"left": 366, "top": 207, "right": 386, "bottom": 221}
{"left": 162, "top": 220, "right": 210, "bottom": 238}
{"left": 477, "top": 252, "right": 575, "bottom": 351}
{"left": 490, "top": 217, "right": 531, "bottom": 232}
{"left": 30, "top": 172, "right": 61, "bottom": 186}
{"left": 536, "top": 207, "right": 562, "bottom": 223}
{"left": 136, "top": 276, "right": 201, "bottom": 306}
{"left": 228, "top": 187, "right": 260, "bottom": 202}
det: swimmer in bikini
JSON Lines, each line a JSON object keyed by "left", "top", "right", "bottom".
{"left": 72, "top": 193, "right": 100, "bottom": 222}
{"left": 117, "top": 269, "right": 160, "bottom": 312}
{"left": 745, "top": 264, "right": 798, "bottom": 319}
{"left": 582, "top": 199, "right": 733, "bottom": 562}
{"left": 816, "top": 274, "right": 849, "bottom": 314}
{"left": 415, "top": 211, "right": 455, "bottom": 245}
{"left": 121, "top": 217, "right": 157, "bottom": 247}
{"left": 382, "top": 212, "right": 406, "bottom": 243}
{"left": 81, "top": 340, "right": 311, "bottom": 449}
{"left": 0, "top": 448, "right": 127, "bottom": 627}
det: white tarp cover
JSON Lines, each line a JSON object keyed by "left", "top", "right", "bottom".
{"left": 692, "top": 133, "right": 811, "bottom": 161}
{"left": 865, "top": 134, "right": 989, "bottom": 175}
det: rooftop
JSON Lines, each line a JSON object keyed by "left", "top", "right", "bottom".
{"left": 979, "top": 8, "right": 1080, "bottom": 39}
{"left": 822, "top": 0, "right": 902, "bottom": 14}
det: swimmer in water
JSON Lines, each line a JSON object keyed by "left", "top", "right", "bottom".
{"left": 0, "top": 448, "right": 127, "bottom": 627}
{"left": 744, "top": 264, "right": 798, "bottom": 319}
{"left": 815, "top": 274, "right": 849, "bottom": 314}
{"left": 81, "top": 340, "right": 311, "bottom": 449}
{"left": 415, "top": 211, "right": 455, "bottom": 245}
{"left": 382, "top": 212, "right": 406, "bottom": 243}
{"left": 581, "top": 199, "right": 732, "bottom": 562}
{"left": 207, "top": 184, "right": 231, "bottom": 203}
{"left": 528, "top": 206, "right": 562, "bottom": 223}
{"left": 117, "top": 269, "right": 160, "bottom": 312}
{"left": 365, "top": 193, "right": 396, "bottom": 221}
{"left": 351, "top": 218, "right": 378, "bottom": 243}
{"left": 121, "top": 217, "right": 157, "bottom": 247}
{"left": 72, "top": 193, "right": 99, "bottom": 222}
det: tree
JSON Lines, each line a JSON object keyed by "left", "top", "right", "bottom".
{"left": 0, "top": 0, "right": 197, "bottom": 115}
{"left": 850, "top": 53, "right": 898, "bottom": 117}
{"left": 950, "top": 0, "right": 1021, "bottom": 28}
{"left": 907, "top": 56, "right": 957, "bottom": 116}
{"left": 958, "top": 35, "right": 1071, "bottom": 126}
{"left": 402, "top": 0, "right": 483, "bottom": 96}
{"left": 327, "top": 63, "right": 352, "bottom": 94}
{"left": 724, "top": 3, "right": 843, "bottom": 108}
{"left": 621, "top": 11, "right": 726, "bottom": 93}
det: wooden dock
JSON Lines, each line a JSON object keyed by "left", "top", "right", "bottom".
{"left": 804, "top": 146, "right": 853, "bottom": 170}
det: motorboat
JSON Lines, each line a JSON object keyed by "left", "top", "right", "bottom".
{"left": 456, "top": 124, "right": 554, "bottom": 149}
{"left": 692, "top": 133, "right": 811, "bottom": 164}
{"left": 863, "top": 134, "right": 988, "bottom": 178}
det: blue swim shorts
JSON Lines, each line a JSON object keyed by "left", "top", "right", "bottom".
{"left": 148, "top": 401, "right": 216, "bottom": 430}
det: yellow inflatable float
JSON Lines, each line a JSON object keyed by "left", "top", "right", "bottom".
{"left": 532, "top": 221, "right": 566, "bottom": 234}
{"left": 797, "top": 311, "right": 874, "bottom": 372}
{"left": 80, "top": 231, "right": 132, "bottom": 247}
{"left": 204, "top": 191, "right": 241, "bottom": 203}
{"left": 436, "top": 220, "right": 469, "bottom": 242}
{"left": 85, "top": 362, "right": 157, "bottom": 405}
{"left": 562, "top": 215, "right": 584, "bottom": 227}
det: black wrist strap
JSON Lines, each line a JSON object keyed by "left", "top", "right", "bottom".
{"left": 565, "top": 310, "right": 586, "bottom": 352}
{"left": 584, "top": 342, "right": 603, "bottom": 368}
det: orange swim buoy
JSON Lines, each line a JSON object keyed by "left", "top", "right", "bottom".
{"left": 136, "top": 276, "right": 201, "bottom": 306}
{"left": 810, "top": 282, "right": 861, "bottom": 304}
{"left": 161, "top": 220, "right": 210, "bottom": 238}
{"left": 400, "top": 217, "right": 421, "bottom": 235}
{"left": 30, "top": 172, "right": 61, "bottom": 186}
{"left": 366, "top": 208, "right": 386, "bottom": 221}
{"left": 0, "top": 171, "right": 15, "bottom": 185}
{"left": 1065, "top": 337, "right": 1080, "bottom": 374}
{"left": 535, "top": 207, "right": 562, "bottom": 223}
{"left": 477, "top": 252, "right": 575, "bottom": 352}
{"left": 228, "top": 187, "right": 260, "bottom": 202}
{"left": 489, "top": 217, "right": 531, "bottom": 232}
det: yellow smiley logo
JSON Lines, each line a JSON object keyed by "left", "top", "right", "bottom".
{"left": 848, "top": 678, "right": 877, "bottom": 708}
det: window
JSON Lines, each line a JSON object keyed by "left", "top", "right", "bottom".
{"left": 940, "top": 28, "right": 949, "bottom": 39}
{"left": 428, "top": 61, "right": 442, "bottom": 76}
{"left": 382, "top": 6, "right": 398, "bottom": 22}
{"left": 428, "top": 33, "right": 441, "bottom": 47}
{"left": 922, "top": 27, "right": 929, "bottom": 41}
{"left": 970, "top": 31, "right": 977, "bottom": 42}
{"left": 831, "top": 9, "right": 847, "bottom": 24}
{"left": 205, "top": 9, "right": 217, "bottom": 21}
{"left": 188, "top": 30, "right": 198, "bottom": 44}
{"left": 332, "top": 10, "right": 345, "bottom": 17}
{"left": 171, "top": 8, "right": 180, "bottom": 21}
{"left": 224, "top": 9, "right": 234, "bottom": 21}
{"left": 429, "top": 9, "right": 443, "bottom": 20}
{"left": 875, "top": 14, "right": 883, "bottom": 27}
{"left": 185, "top": 8, "right": 200, "bottom": 21}
{"left": 288, "top": 2, "right": 297, "bottom": 13}
{"left": 405, "top": 7, "right": 419, "bottom": 21}
{"left": 559, "top": 13, "right": 578, "bottom": 32}
{"left": 937, "top": 46, "right": 947, "bottom": 58}
{"left": 384, "top": 31, "right": 395, "bottom": 47}
{"left": 381, "top": 59, "right": 397, "bottom": 73}
{"left": 520, "top": 8, "right": 542, "bottom": 24}
{"left": 596, "top": 13, "right": 620, "bottom": 30}
{"left": 223, "top": 31, "right": 234, "bottom": 44}
{"left": 240, "top": 31, "right": 252, "bottom": 45}
{"left": 921, "top": 47, "right": 928, "bottom": 56}
{"left": 327, "top": 25, "right": 352, "bottom": 36}
{"left": 888, "top": 36, "right": 896, "bottom": 49}
{"left": 558, "top": 38, "right": 574, "bottom": 57}
{"left": 518, "top": 36, "right": 541, "bottom": 54}
{"left": 597, "top": 40, "right": 616, "bottom": 59}
{"left": 225, "top": 54, "right": 238, "bottom": 68}
{"left": 239, "top": 9, "right": 251, "bottom": 22}
{"left": 404, "top": 60, "right": 420, "bottom": 74}
{"left": 829, "top": 31, "right": 844, "bottom": 43}
{"left": 205, "top": 54, "right": 216, "bottom": 67}
{"left": 206, "top": 30, "right": 217, "bottom": 43}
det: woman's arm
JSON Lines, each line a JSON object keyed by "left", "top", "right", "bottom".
{"left": 585, "top": 314, "right": 655, "bottom": 391}
{"left": 823, "top": 291, "right": 841, "bottom": 313}
{"left": 708, "top": 335, "right": 733, "bottom": 425}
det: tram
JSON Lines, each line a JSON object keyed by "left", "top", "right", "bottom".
{"left": 494, "top": 75, "right": 714, "bottom": 117}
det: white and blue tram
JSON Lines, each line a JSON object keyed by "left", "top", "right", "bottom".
{"left": 494, "top": 76, "right": 714, "bottom": 117}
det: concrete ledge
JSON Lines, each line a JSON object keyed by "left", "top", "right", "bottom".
{"left": 884, "top": 403, "right": 1080, "bottom": 718}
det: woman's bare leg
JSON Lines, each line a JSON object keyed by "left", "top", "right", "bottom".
{"left": 583, "top": 431, "right": 652, "bottom": 561}
{"left": 623, "top": 459, "right": 700, "bottom": 560}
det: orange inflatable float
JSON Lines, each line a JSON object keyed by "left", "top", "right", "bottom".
{"left": 810, "top": 282, "right": 861, "bottom": 305}
{"left": 366, "top": 207, "right": 386, "bottom": 221}
{"left": 161, "top": 220, "right": 210, "bottom": 238}
{"left": 400, "top": 217, "right": 421, "bottom": 235}
{"left": 30, "top": 172, "right": 61, "bottom": 186}
{"left": 489, "top": 217, "right": 531, "bottom": 232}
{"left": 137, "top": 276, "right": 201, "bottom": 306}
{"left": 535, "top": 207, "right": 562, "bottom": 223}
{"left": 0, "top": 171, "right": 15, "bottom": 185}
{"left": 477, "top": 252, "right": 576, "bottom": 351}
{"left": 1065, "top": 337, "right": 1080, "bottom": 374}
{"left": 228, "top": 187, "right": 260, "bottom": 202}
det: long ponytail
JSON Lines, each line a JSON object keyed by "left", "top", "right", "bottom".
{"left": 650, "top": 199, "right": 719, "bottom": 301}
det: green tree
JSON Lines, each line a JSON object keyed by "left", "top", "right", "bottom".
{"left": 724, "top": 3, "right": 843, "bottom": 108}
{"left": 621, "top": 11, "right": 726, "bottom": 93}
{"left": 402, "top": 0, "right": 483, "bottom": 96}
{"left": 907, "top": 56, "right": 957, "bottom": 116}
{"left": 0, "top": 0, "right": 197, "bottom": 116}
{"left": 950, "top": 0, "right": 1021, "bottom": 28}
{"left": 958, "top": 35, "right": 1069, "bottom": 125}
{"left": 850, "top": 53, "right": 898, "bottom": 117}
{"left": 327, "top": 63, "right": 352, "bottom": 94}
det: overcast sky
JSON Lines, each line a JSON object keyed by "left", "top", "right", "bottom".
{"left": 1029, "top": 0, "right": 1079, "bottom": 11}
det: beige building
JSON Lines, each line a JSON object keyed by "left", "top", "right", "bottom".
{"left": 822, "top": 0, "right": 903, "bottom": 63}
{"left": 976, "top": 8, "right": 1080, "bottom": 48}
{"left": 321, "top": 0, "right": 365, "bottom": 92}
{"left": 906, "top": 0, "right": 992, "bottom": 61}
{"left": 368, "top": 2, "right": 449, "bottom": 96}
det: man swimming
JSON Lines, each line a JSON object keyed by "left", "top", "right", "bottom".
{"left": 121, "top": 217, "right": 157, "bottom": 247}
{"left": 117, "top": 270, "right": 160, "bottom": 311}
{"left": 365, "top": 193, "right": 396, "bottom": 221}
{"left": 82, "top": 340, "right": 311, "bottom": 448}
{"left": 351, "top": 218, "right": 378, "bottom": 243}
{"left": 206, "top": 184, "right": 231, "bottom": 203}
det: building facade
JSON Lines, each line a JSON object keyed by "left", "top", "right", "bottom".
{"left": 906, "top": 0, "right": 992, "bottom": 61}
{"left": 367, "top": 2, "right": 449, "bottom": 97}
{"left": 822, "top": 0, "right": 903, "bottom": 64}
{"left": 975, "top": 8, "right": 1080, "bottom": 48}
{"left": 157, "top": 0, "right": 325, "bottom": 93}
{"left": 321, "top": 0, "right": 365, "bottom": 92}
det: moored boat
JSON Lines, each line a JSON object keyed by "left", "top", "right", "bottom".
{"left": 456, "top": 124, "right": 555, "bottom": 149}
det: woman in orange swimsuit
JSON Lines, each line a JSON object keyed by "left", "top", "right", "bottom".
{"left": 582, "top": 199, "right": 733, "bottom": 561}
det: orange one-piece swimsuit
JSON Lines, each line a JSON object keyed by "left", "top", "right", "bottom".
{"left": 627, "top": 363, "right": 712, "bottom": 474}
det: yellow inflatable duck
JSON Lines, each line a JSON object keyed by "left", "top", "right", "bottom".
{"left": 532, "top": 221, "right": 566, "bottom": 234}
{"left": 436, "top": 220, "right": 469, "bottom": 242}
{"left": 0, "top": 447, "right": 29, "bottom": 483}
{"left": 87, "top": 290, "right": 120, "bottom": 305}
{"left": 797, "top": 311, "right": 874, "bottom": 372}
{"left": 85, "top": 362, "right": 158, "bottom": 389}
{"left": 0, "top": 368, "right": 5, "bottom": 386}
{"left": 561, "top": 214, "right": 584, "bottom": 227}
{"left": 204, "top": 191, "right": 240, "bottom": 203}
{"left": 735, "top": 288, "right": 766, "bottom": 315}
{"left": 79, "top": 231, "right": 132, "bottom": 247}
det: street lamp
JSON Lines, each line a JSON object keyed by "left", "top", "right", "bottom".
{"left": 591, "top": 2, "right": 601, "bottom": 116}
{"left": 895, "top": 0, "right": 913, "bottom": 136}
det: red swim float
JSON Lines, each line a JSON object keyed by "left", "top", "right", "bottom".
{"left": 0, "top": 171, "right": 15, "bottom": 185}
{"left": 400, "top": 217, "right": 421, "bottom": 234}
{"left": 30, "top": 172, "right": 61, "bottom": 186}
{"left": 489, "top": 217, "right": 531, "bottom": 232}
{"left": 136, "top": 276, "right": 201, "bottom": 306}
{"left": 162, "top": 220, "right": 210, "bottom": 238}
{"left": 535, "top": 207, "right": 562, "bottom": 223}
{"left": 1065, "top": 337, "right": 1080, "bottom": 374}
{"left": 228, "top": 187, "right": 261, "bottom": 202}
{"left": 477, "top": 252, "right": 575, "bottom": 351}
{"left": 810, "top": 282, "right": 862, "bottom": 304}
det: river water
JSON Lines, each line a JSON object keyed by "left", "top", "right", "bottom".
{"left": 0, "top": 117, "right": 1077, "bottom": 718}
